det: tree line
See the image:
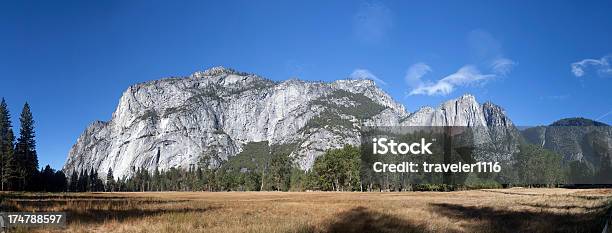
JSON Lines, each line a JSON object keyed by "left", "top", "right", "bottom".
{"left": 104, "top": 142, "right": 569, "bottom": 192}
{"left": 54, "top": 140, "right": 612, "bottom": 193}
{"left": 0, "top": 98, "right": 65, "bottom": 191}
{"left": 92, "top": 145, "right": 362, "bottom": 192}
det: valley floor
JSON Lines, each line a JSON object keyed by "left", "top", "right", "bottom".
{"left": 1, "top": 188, "right": 612, "bottom": 233}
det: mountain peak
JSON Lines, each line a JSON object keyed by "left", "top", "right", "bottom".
{"left": 459, "top": 93, "right": 476, "bottom": 101}
{"left": 438, "top": 93, "right": 479, "bottom": 109}
{"left": 192, "top": 66, "right": 237, "bottom": 78}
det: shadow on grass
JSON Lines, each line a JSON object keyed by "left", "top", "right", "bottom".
{"left": 297, "top": 206, "right": 431, "bottom": 233}
{"left": 522, "top": 202, "right": 611, "bottom": 211}
{"left": 430, "top": 203, "right": 609, "bottom": 233}
{"left": 480, "top": 189, "right": 612, "bottom": 201}
{"left": 480, "top": 189, "right": 546, "bottom": 197}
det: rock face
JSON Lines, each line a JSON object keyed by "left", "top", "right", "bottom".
{"left": 522, "top": 118, "right": 612, "bottom": 169}
{"left": 63, "top": 67, "right": 515, "bottom": 179}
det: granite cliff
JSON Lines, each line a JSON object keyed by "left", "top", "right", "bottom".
{"left": 63, "top": 67, "right": 514, "bottom": 179}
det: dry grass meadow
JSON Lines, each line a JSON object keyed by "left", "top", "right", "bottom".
{"left": 1, "top": 188, "right": 612, "bottom": 233}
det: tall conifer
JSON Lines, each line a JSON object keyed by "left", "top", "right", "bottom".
{"left": 14, "top": 103, "right": 38, "bottom": 190}
{"left": 0, "top": 98, "right": 17, "bottom": 190}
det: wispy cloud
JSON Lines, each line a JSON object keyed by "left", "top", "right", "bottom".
{"left": 408, "top": 65, "right": 495, "bottom": 96}
{"left": 406, "top": 30, "right": 512, "bottom": 96}
{"left": 571, "top": 55, "right": 612, "bottom": 77}
{"left": 404, "top": 62, "right": 432, "bottom": 86}
{"left": 468, "top": 29, "right": 516, "bottom": 76}
{"left": 353, "top": 1, "right": 392, "bottom": 44}
{"left": 491, "top": 57, "right": 516, "bottom": 76}
{"left": 349, "top": 69, "right": 387, "bottom": 85}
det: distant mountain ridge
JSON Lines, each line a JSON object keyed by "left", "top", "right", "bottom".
{"left": 550, "top": 117, "right": 609, "bottom": 127}
{"left": 63, "top": 67, "right": 521, "bottom": 179}
{"left": 521, "top": 117, "right": 612, "bottom": 177}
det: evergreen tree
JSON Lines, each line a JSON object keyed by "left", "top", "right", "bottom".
{"left": 40, "top": 165, "right": 54, "bottom": 191}
{"left": 89, "top": 169, "right": 96, "bottom": 191}
{"left": 195, "top": 167, "right": 203, "bottom": 191}
{"left": 153, "top": 168, "right": 161, "bottom": 191}
{"left": 14, "top": 103, "right": 39, "bottom": 190}
{"left": 2, "top": 145, "right": 18, "bottom": 190}
{"left": 69, "top": 170, "right": 78, "bottom": 192}
{"left": 53, "top": 170, "right": 67, "bottom": 192}
{"left": 85, "top": 169, "right": 104, "bottom": 192}
{"left": 93, "top": 170, "right": 104, "bottom": 191}
{"left": 34, "top": 165, "right": 67, "bottom": 192}
{"left": 106, "top": 167, "right": 115, "bottom": 192}
{"left": 0, "top": 98, "right": 17, "bottom": 190}
{"left": 77, "top": 169, "right": 87, "bottom": 192}
{"left": 0, "top": 98, "right": 6, "bottom": 190}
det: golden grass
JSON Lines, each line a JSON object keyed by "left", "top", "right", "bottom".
{"left": 1, "top": 188, "right": 611, "bottom": 233}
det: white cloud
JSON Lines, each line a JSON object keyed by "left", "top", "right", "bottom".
{"left": 405, "top": 30, "right": 513, "bottom": 96}
{"left": 571, "top": 55, "right": 612, "bottom": 77}
{"left": 349, "top": 69, "right": 387, "bottom": 85}
{"left": 443, "top": 66, "right": 494, "bottom": 84}
{"left": 353, "top": 1, "right": 392, "bottom": 44}
{"left": 404, "top": 63, "right": 432, "bottom": 86}
{"left": 491, "top": 57, "right": 516, "bottom": 75}
{"left": 410, "top": 81, "right": 454, "bottom": 96}
{"left": 408, "top": 65, "right": 495, "bottom": 96}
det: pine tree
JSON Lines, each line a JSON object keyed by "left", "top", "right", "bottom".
{"left": 69, "top": 170, "right": 78, "bottom": 192}
{"left": 77, "top": 169, "right": 87, "bottom": 192}
{"left": 153, "top": 168, "right": 161, "bottom": 191}
{"left": 40, "top": 165, "right": 54, "bottom": 192}
{"left": 106, "top": 167, "right": 115, "bottom": 192}
{"left": 3, "top": 145, "right": 18, "bottom": 190}
{"left": 88, "top": 169, "right": 104, "bottom": 192}
{"left": 14, "top": 103, "right": 39, "bottom": 190}
{"left": 53, "top": 170, "right": 67, "bottom": 192}
{"left": 0, "top": 98, "right": 17, "bottom": 190}
{"left": 0, "top": 98, "right": 6, "bottom": 190}
{"left": 89, "top": 169, "right": 96, "bottom": 191}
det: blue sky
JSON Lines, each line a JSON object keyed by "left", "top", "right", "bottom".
{"left": 1, "top": 0, "right": 612, "bottom": 169}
